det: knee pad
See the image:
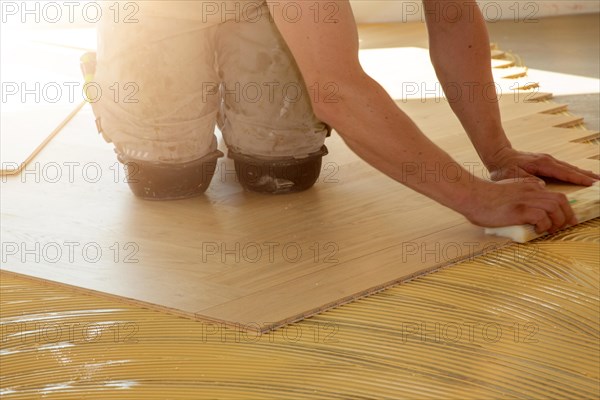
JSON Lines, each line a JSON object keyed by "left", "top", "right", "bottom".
{"left": 117, "top": 150, "right": 223, "bottom": 200}
{"left": 228, "top": 146, "right": 328, "bottom": 194}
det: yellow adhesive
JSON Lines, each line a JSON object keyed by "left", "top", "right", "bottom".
{"left": 1, "top": 219, "right": 599, "bottom": 399}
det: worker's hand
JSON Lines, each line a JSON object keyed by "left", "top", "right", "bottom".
{"left": 486, "top": 147, "right": 600, "bottom": 186}
{"left": 464, "top": 179, "right": 577, "bottom": 234}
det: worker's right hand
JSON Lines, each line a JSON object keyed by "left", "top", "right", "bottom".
{"left": 463, "top": 179, "right": 577, "bottom": 234}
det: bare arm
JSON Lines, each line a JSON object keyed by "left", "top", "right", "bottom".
{"left": 267, "top": 0, "right": 580, "bottom": 233}
{"left": 268, "top": 0, "right": 476, "bottom": 213}
{"left": 425, "top": 0, "right": 599, "bottom": 184}
{"left": 424, "top": 0, "right": 508, "bottom": 166}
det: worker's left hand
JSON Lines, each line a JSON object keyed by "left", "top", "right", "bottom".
{"left": 486, "top": 147, "right": 600, "bottom": 186}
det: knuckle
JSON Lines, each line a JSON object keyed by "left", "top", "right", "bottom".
{"left": 531, "top": 209, "right": 545, "bottom": 221}
{"left": 555, "top": 193, "right": 569, "bottom": 204}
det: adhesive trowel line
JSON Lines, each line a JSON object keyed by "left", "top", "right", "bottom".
{"left": 485, "top": 181, "right": 600, "bottom": 243}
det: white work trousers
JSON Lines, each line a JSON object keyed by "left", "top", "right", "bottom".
{"left": 93, "top": 1, "right": 329, "bottom": 164}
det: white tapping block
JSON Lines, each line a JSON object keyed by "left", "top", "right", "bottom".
{"left": 485, "top": 182, "right": 600, "bottom": 243}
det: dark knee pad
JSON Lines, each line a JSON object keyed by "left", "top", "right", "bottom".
{"left": 117, "top": 150, "right": 223, "bottom": 200}
{"left": 228, "top": 146, "right": 328, "bottom": 194}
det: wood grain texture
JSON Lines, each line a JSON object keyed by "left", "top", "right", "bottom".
{"left": 2, "top": 88, "right": 598, "bottom": 332}
{"left": 1, "top": 102, "right": 86, "bottom": 176}
{"left": 1, "top": 30, "right": 598, "bottom": 332}
{"left": 1, "top": 34, "right": 86, "bottom": 175}
{"left": 3, "top": 221, "right": 598, "bottom": 398}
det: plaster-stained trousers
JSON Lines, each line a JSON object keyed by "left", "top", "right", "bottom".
{"left": 93, "top": 0, "right": 329, "bottom": 168}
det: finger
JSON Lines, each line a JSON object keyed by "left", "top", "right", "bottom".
{"left": 515, "top": 184, "right": 573, "bottom": 233}
{"left": 492, "top": 166, "right": 544, "bottom": 185}
{"left": 556, "top": 159, "right": 600, "bottom": 181}
{"left": 496, "top": 177, "right": 544, "bottom": 187}
{"left": 532, "top": 198, "right": 568, "bottom": 233}
{"left": 525, "top": 208, "right": 553, "bottom": 234}
{"left": 553, "top": 165, "right": 598, "bottom": 186}
{"left": 521, "top": 174, "right": 546, "bottom": 187}
{"left": 550, "top": 191, "right": 576, "bottom": 228}
{"left": 527, "top": 159, "right": 597, "bottom": 186}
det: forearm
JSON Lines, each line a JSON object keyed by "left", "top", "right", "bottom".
{"left": 424, "top": 0, "right": 512, "bottom": 167}
{"left": 317, "top": 72, "right": 486, "bottom": 214}
{"left": 268, "top": 0, "right": 589, "bottom": 231}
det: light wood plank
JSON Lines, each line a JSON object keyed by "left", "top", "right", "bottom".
{"left": 2, "top": 89, "right": 597, "bottom": 332}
